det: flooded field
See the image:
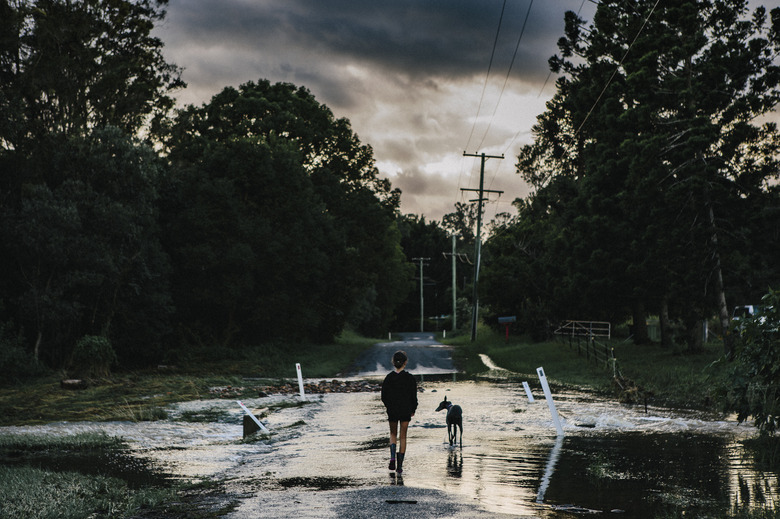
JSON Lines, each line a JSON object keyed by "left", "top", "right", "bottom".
{"left": 1, "top": 378, "right": 778, "bottom": 518}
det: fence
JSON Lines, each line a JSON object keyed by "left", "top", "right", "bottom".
{"left": 554, "top": 320, "right": 611, "bottom": 339}
{"left": 554, "top": 320, "right": 653, "bottom": 411}
{"left": 554, "top": 320, "right": 619, "bottom": 376}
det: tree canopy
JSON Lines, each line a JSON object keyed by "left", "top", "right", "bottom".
{"left": 0, "top": 2, "right": 410, "bottom": 375}
{"left": 1, "top": 0, "right": 182, "bottom": 369}
{"left": 160, "top": 80, "right": 411, "bottom": 345}
{"left": 483, "top": 0, "right": 780, "bottom": 352}
{"left": 0, "top": 0, "right": 183, "bottom": 149}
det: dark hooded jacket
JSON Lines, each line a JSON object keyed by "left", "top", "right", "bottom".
{"left": 381, "top": 370, "right": 418, "bottom": 420}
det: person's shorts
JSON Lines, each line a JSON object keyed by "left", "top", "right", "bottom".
{"left": 387, "top": 413, "right": 412, "bottom": 422}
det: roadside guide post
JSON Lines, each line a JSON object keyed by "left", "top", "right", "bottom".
{"left": 537, "top": 367, "right": 564, "bottom": 436}
{"left": 296, "top": 363, "right": 305, "bottom": 401}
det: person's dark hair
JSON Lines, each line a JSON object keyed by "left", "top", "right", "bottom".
{"left": 392, "top": 350, "right": 408, "bottom": 369}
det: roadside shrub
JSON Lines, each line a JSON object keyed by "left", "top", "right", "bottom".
{"left": 0, "top": 322, "right": 43, "bottom": 384}
{"left": 725, "top": 288, "right": 780, "bottom": 434}
{"left": 70, "top": 335, "right": 117, "bottom": 379}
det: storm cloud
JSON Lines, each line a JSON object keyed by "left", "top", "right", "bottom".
{"left": 153, "top": 0, "right": 779, "bottom": 221}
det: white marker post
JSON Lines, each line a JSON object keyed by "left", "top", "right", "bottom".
{"left": 237, "top": 400, "right": 269, "bottom": 433}
{"left": 296, "top": 363, "right": 305, "bottom": 401}
{"left": 522, "top": 381, "right": 535, "bottom": 402}
{"left": 536, "top": 367, "right": 564, "bottom": 436}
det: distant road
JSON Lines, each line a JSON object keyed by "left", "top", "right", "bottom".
{"left": 344, "top": 331, "right": 458, "bottom": 377}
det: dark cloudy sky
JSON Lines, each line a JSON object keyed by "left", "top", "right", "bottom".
{"left": 153, "top": 0, "right": 780, "bottom": 222}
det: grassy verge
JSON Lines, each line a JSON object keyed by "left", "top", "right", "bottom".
{"left": 0, "top": 330, "right": 380, "bottom": 427}
{"left": 0, "top": 465, "right": 171, "bottom": 519}
{"left": 445, "top": 324, "right": 729, "bottom": 411}
{"left": 167, "top": 329, "right": 384, "bottom": 379}
{"left": 0, "top": 431, "right": 234, "bottom": 519}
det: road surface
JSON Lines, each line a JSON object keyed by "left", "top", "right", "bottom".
{"left": 345, "top": 331, "right": 458, "bottom": 377}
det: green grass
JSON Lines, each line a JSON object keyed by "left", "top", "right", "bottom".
{"left": 0, "top": 431, "right": 239, "bottom": 518}
{"left": 171, "top": 328, "right": 383, "bottom": 379}
{"left": 0, "top": 330, "right": 380, "bottom": 427}
{"left": 445, "top": 324, "right": 729, "bottom": 410}
{"left": 0, "top": 465, "right": 174, "bottom": 519}
{"left": 0, "top": 432, "right": 179, "bottom": 519}
{"left": 0, "top": 431, "right": 124, "bottom": 453}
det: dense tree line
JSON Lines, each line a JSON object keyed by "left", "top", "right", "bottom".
{"left": 0, "top": 0, "right": 412, "bottom": 377}
{"left": 158, "top": 80, "right": 411, "bottom": 347}
{"left": 2, "top": 0, "right": 779, "bottom": 384}
{"left": 481, "top": 0, "right": 780, "bottom": 354}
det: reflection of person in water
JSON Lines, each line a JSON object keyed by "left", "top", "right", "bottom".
{"left": 381, "top": 350, "right": 417, "bottom": 474}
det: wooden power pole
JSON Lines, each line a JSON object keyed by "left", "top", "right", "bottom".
{"left": 462, "top": 151, "right": 503, "bottom": 341}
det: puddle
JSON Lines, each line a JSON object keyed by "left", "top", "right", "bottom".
{"left": 277, "top": 476, "right": 359, "bottom": 491}
{"left": 0, "top": 448, "right": 169, "bottom": 488}
{"left": 0, "top": 380, "right": 777, "bottom": 518}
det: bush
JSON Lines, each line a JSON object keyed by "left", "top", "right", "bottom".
{"left": 70, "top": 335, "right": 117, "bottom": 379}
{"left": 0, "top": 322, "right": 43, "bottom": 384}
{"left": 725, "top": 288, "right": 780, "bottom": 434}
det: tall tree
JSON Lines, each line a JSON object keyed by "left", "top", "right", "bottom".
{"left": 1, "top": 128, "right": 172, "bottom": 366}
{"left": 161, "top": 81, "right": 410, "bottom": 345}
{"left": 510, "top": 0, "right": 780, "bottom": 352}
{"left": 0, "top": 0, "right": 183, "bottom": 152}
{"left": 0, "top": 0, "right": 182, "bottom": 369}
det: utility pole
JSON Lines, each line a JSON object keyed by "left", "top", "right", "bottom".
{"left": 442, "top": 235, "right": 458, "bottom": 332}
{"left": 462, "top": 151, "right": 503, "bottom": 341}
{"left": 451, "top": 235, "right": 456, "bottom": 331}
{"left": 442, "top": 236, "right": 472, "bottom": 332}
{"left": 412, "top": 257, "right": 430, "bottom": 332}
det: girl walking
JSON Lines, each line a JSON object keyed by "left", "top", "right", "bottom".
{"left": 381, "top": 350, "right": 418, "bottom": 474}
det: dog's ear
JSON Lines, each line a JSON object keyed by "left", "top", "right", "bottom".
{"left": 444, "top": 396, "right": 447, "bottom": 402}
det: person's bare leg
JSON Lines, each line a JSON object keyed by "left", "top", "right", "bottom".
{"left": 398, "top": 420, "right": 409, "bottom": 453}
{"left": 397, "top": 420, "right": 410, "bottom": 472}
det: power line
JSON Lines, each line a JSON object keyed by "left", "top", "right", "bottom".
{"left": 464, "top": 0, "right": 508, "bottom": 153}
{"left": 575, "top": 0, "right": 660, "bottom": 136}
{"left": 476, "top": 0, "right": 535, "bottom": 151}
{"left": 412, "top": 257, "right": 431, "bottom": 332}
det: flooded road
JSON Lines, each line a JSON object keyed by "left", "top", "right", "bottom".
{"left": 221, "top": 379, "right": 777, "bottom": 518}
{"left": 2, "top": 337, "right": 778, "bottom": 517}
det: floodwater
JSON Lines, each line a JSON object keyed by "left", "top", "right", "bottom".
{"left": 2, "top": 378, "right": 778, "bottom": 518}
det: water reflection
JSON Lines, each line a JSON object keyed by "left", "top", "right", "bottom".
{"left": 446, "top": 448, "right": 463, "bottom": 478}
{"left": 536, "top": 435, "right": 563, "bottom": 504}
{"left": 530, "top": 433, "right": 780, "bottom": 517}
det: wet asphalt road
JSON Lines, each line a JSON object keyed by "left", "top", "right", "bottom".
{"left": 226, "top": 332, "right": 533, "bottom": 518}
{"left": 344, "top": 332, "right": 458, "bottom": 377}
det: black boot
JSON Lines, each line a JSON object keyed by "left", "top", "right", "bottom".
{"left": 388, "top": 443, "right": 396, "bottom": 470}
{"left": 396, "top": 452, "right": 405, "bottom": 473}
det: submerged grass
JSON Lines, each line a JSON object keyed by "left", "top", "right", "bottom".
{"left": 0, "top": 431, "right": 239, "bottom": 518}
{"left": 0, "top": 432, "right": 165, "bottom": 518}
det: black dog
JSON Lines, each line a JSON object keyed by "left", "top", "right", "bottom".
{"left": 435, "top": 396, "right": 463, "bottom": 446}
